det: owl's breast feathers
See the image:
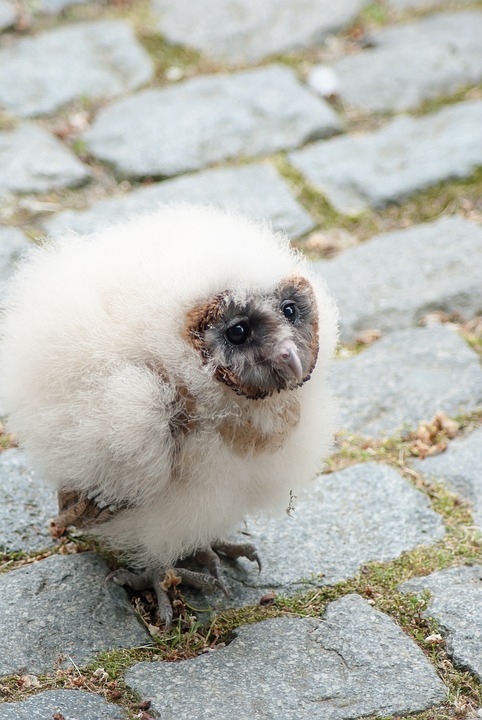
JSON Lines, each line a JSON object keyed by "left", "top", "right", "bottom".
{"left": 149, "top": 356, "right": 301, "bottom": 458}
{"left": 218, "top": 393, "right": 301, "bottom": 456}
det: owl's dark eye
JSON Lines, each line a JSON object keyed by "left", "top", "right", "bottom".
{"left": 281, "top": 301, "right": 298, "bottom": 323}
{"left": 225, "top": 320, "right": 251, "bottom": 346}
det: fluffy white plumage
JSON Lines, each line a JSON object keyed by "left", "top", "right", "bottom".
{"left": 1, "top": 204, "right": 338, "bottom": 575}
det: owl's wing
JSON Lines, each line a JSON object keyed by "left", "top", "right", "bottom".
{"left": 51, "top": 488, "right": 127, "bottom": 535}
{"left": 49, "top": 363, "right": 197, "bottom": 533}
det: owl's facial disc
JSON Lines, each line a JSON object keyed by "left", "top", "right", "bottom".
{"left": 185, "top": 276, "right": 319, "bottom": 399}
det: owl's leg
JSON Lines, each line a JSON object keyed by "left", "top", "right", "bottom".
{"left": 107, "top": 565, "right": 226, "bottom": 628}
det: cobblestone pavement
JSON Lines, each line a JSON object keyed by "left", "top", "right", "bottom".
{"left": 0, "top": 1, "right": 481, "bottom": 718}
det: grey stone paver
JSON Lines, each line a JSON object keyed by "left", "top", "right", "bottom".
{"left": 0, "top": 552, "right": 149, "bottom": 676}
{"left": 0, "top": 20, "right": 153, "bottom": 117}
{"left": 213, "top": 462, "right": 445, "bottom": 607}
{"left": 387, "top": 0, "right": 473, "bottom": 8}
{"left": 0, "top": 690, "right": 126, "bottom": 719}
{"left": 24, "top": 0, "right": 93, "bottom": 14}
{"left": 313, "top": 216, "right": 482, "bottom": 342}
{"left": 82, "top": 65, "right": 341, "bottom": 178}
{"left": 0, "top": 449, "right": 57, "bottom": 553}
{"left": 328, "top": 12, "right": 482, "bottom": 112}
{"left": 289, "top": 100, "right": 482, "bottom": 214}
{"left": 0, "top": 0, "right": 15, "bottom": 30}
{"left": 0, "top": 227, "right": 29, "bottom": 288}
{"left": 42, "top": 163, "right": 315, "bottom": 239}
{"left": 182, "top": 460, "right": 445, "bottom": 611}
{"left": 331, "top": 325, "right": 482, "bottom": 437}
{"left": 126, "top": 594, "right": 446, "bottom": 719}
{"left": 182, "top": 461, "right": 447, "bottom": 614}
{"left": 0, "top": 1, "right": 481, "bottom": 716}
{"left": 413, "top": 427, "right": 482, "bottom": 526}
{"left": 151, "top": 0, "right": 367, "bottom": 64}
{"left": 401, "top": 565, "right": 482, "bottom": 681}
{"left": 0, "top": 123, "right": 91, "bottom": 196}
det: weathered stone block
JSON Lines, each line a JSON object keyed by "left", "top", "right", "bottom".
{"left": 126, "top": 595, "right": 446, "bottom": 719}
{"left": 82, "top": 65, "right": 341, "bottom": 178}
{"left": 289, "top": 101, "right": 482, "bottom": 214}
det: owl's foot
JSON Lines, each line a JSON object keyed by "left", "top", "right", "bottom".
{"left": 212, "top": 540, "right": 262, "bottom": 572}
{"left": 107, "top": 542, "right": 260, "bottom": 628}
{"left": 195, "top": 540, "right": 261, "bottom": 586}
{"left": 106, "top": 565, "right": 227, "bottom": 629}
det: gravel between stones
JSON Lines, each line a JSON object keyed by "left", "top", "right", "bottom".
{"left": 24, "top": 0, "right": 93, "bottom": 15}
{"left": 413, "top": 427, "right": 482, "bottom": 526}
{"left": 387, "top": 0, "right": 473, "bottom": 8}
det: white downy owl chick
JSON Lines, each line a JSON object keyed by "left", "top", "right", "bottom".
{"left": 1, "top": 204, "right": 338, "bottom": 625}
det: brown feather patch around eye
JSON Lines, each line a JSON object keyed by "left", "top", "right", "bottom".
{"left": 184, "top": 293, "right": 268, "bottom": 399}
{"left": 184, "top": 292, "right": 228, "bottom": 356}
{"left": 278, "top": 274, "right": 319, "bottom": 380}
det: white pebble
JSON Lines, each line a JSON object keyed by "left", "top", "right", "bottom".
{"left": 307, "top": 65, "right": 339, "bottom": 98}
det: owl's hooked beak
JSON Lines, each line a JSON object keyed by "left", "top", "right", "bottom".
{"left": 273, "top": 339, "right": 304, "bottom": 384}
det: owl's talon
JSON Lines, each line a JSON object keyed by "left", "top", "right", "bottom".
{"left": 106, "top": 567, "right": 151, "bottom": 591}
{"left": 215, "top": 577, "right": 231, "bottom": 598}
{"left": 249, "top": 551, "right": 262, "bottom": 573}
{"left": 194, "top": 548, "right": 230, "bottom": 596}
{"left": 171, "top": 566, "right": 228, "bottom": 596}
{"left": 195, "top": 547, "right": 222, "bottom": 579}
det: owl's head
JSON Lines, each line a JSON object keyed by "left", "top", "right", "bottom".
{"left": 96, "top": 204, "right": 336, "bottom": 398}
{"left": 185, "top": 275, "right": 319, "bottom": 399}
